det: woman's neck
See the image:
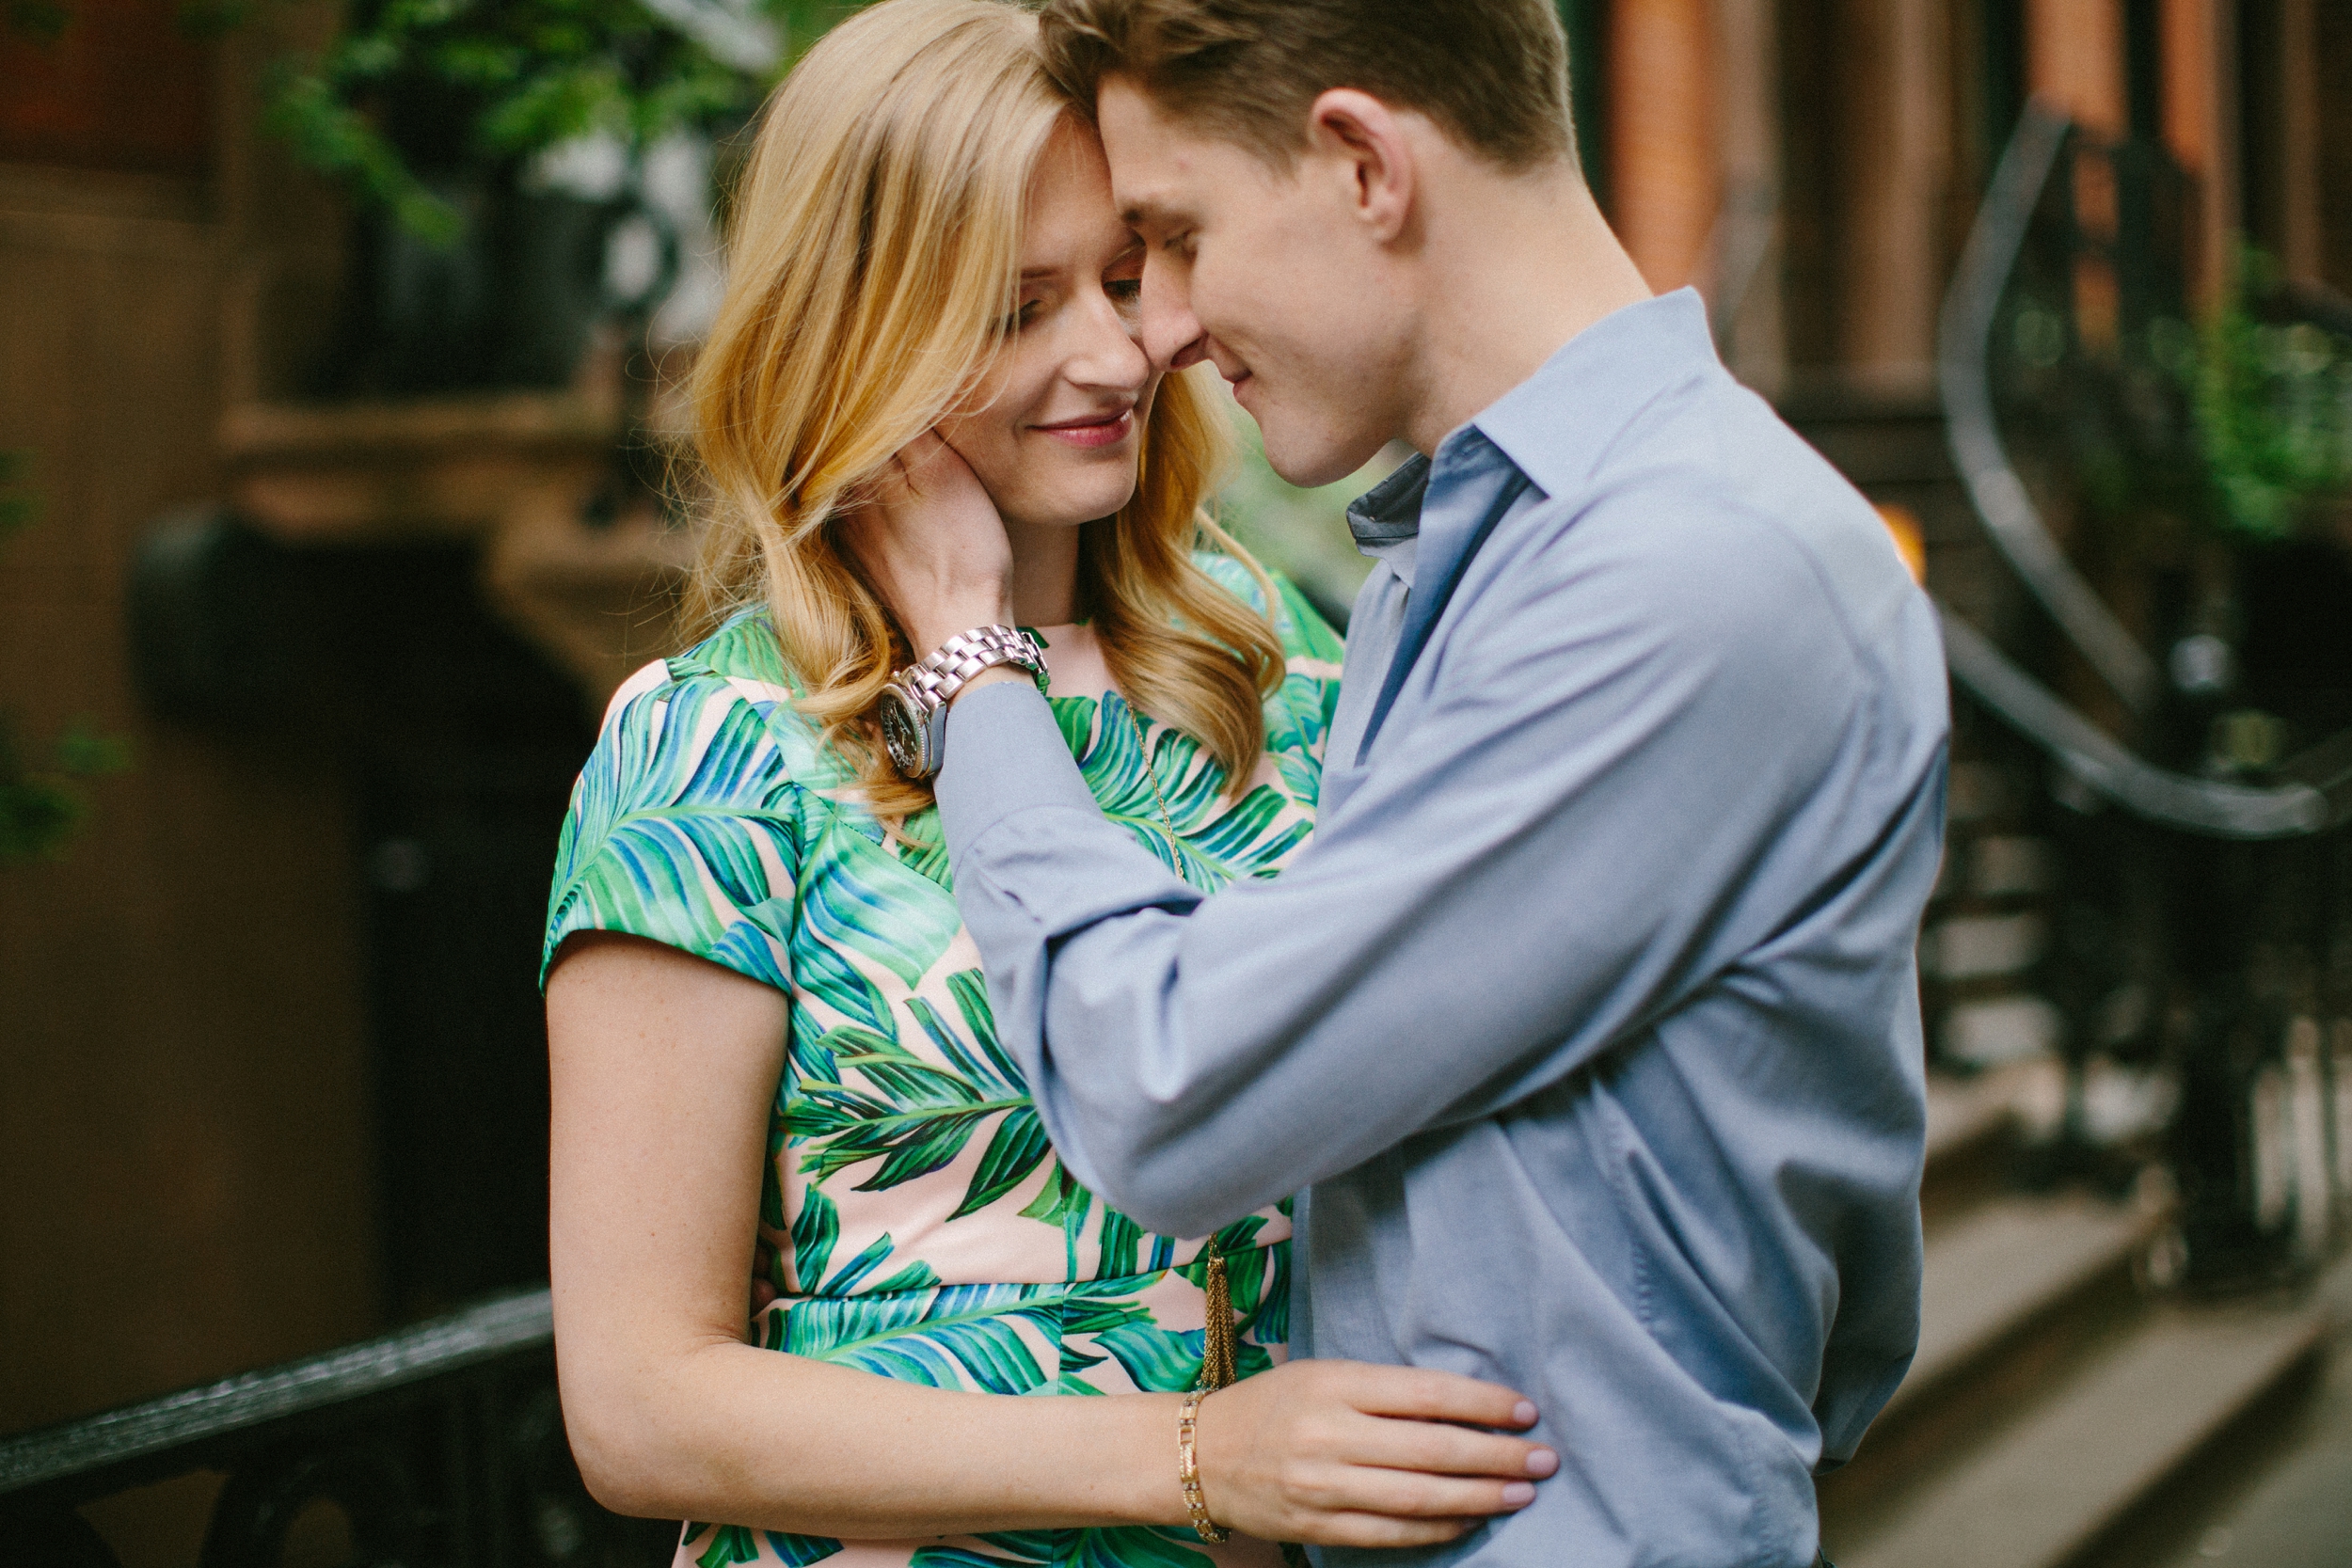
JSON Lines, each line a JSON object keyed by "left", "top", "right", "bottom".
{"left": 1002, "top": 515, "right": 1083, "bottom": 626}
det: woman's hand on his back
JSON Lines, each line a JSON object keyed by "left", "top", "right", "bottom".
{"left": 845, "top": 431, "right": 1018, "bottom": 659}
{"left": 1195, "top": 1359, "right": 1558, "bottom": 1548}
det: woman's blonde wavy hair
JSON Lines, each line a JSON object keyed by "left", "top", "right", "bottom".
{"left": 684, "top": 0, "right": 1285, "bottom": 827}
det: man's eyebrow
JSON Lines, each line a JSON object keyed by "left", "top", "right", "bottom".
{"left": 1120, "top": 196, "right": 1184, "bottom": 230}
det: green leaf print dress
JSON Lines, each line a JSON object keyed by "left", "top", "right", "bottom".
{"left": 542, "top": 558, "right": 1345, "bottom": 1568}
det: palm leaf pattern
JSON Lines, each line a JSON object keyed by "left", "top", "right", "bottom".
{"left": 547, "top": 562, "right": 1342, "bottom": 1568}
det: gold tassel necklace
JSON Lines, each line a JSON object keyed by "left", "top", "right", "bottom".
{"left": 1199, "top": 1240, "right": 1238, "bottom": 1391}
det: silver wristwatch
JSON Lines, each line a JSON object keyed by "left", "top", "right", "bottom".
{"left": 877, "top": 625, "right": 1047, "bottom": 780}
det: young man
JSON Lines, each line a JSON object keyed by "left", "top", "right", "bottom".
{"left": 851, "top": 2, "right": 1949, "bottom": 1562}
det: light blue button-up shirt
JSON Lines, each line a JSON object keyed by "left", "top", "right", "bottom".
{"left": 936, "top": 290, "right": 1949, "bottom": 1568}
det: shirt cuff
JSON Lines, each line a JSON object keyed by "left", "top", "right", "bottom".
{"left": 934, "top": 679, "right": 1099, "bottom": 856}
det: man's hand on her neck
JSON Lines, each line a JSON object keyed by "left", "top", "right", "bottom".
{"left": 843, "top": 432, "right": 1019, "bottom": 663}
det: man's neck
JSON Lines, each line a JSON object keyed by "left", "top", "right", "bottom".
{"left": 1396, "top": 166, "right": 1653, "bottom": 457}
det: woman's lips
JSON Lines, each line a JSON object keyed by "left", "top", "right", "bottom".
{"left": 1033, "top": 409, "right": 1134, "bottom": 449}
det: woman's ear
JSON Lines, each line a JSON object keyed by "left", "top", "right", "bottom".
{"left": 1304, "top": 88, "right": 1418, "bottom": 245}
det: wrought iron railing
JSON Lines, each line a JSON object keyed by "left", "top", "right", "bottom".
{"left": 0, "top": 1287, "right": 674, "bottom": 1568}
{"left": 1933, "top": 100, "right": 2352, "bottom": 1285}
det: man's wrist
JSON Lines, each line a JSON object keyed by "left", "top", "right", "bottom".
{"left": 946, "top": 664, "right": 1030, "bottom": 705}
{"left": 935, "top": 678, "right": 1103, "bottom": 841}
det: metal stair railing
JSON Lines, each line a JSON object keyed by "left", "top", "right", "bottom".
{"left": 1932, "top": 100, "right": 2352, "bottom": 1287}
{"left": 1940, "top": 101, "right": 2162, "bottom": 722}
{"left": 1936, "top": 98, "right": 2352, "bottom": 838}
{"left": 0, "top": 1286, "right": 672, "bottom": 1568}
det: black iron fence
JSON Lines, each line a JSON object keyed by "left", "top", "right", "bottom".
{"left": 0, "top": 1288, "right": 673, "bottom": 1568}
{"left": 1935, "top": 102, "right": 2352, "bottom": 1287}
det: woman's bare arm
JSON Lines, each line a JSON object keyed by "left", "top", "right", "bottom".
{"left": 548, "top": 932, "right": 1557, "bottom": 1546}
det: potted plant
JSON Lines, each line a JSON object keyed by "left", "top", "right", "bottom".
{"left": 251, "top": 0, "right": 864, "bottom": 396}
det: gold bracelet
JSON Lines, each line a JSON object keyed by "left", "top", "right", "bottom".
{"left": 1177, "top": 1388, "right": 1230, "bottom": 1544}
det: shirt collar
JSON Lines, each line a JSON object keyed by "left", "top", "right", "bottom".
{"left": 1343, "top": 287, "right": 1720, "bottom": 548}
{"left": 1345, "top": 455, "right": 1430, "bottom": 549}
{"left": 1473, "top": 287, "right": 1718, "bottom": 498}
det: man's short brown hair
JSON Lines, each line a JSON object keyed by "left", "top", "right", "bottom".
{"left": 1036, "top": 0, "right": 1579, "bottom": 173}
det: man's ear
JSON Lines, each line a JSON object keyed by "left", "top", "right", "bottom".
{"left": 1304, "top": 88, "right": 1416, "bottom": 245}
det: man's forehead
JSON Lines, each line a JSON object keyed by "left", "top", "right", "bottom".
{"left": 1096, "top": 81, "right": 1220, "bottom": 227}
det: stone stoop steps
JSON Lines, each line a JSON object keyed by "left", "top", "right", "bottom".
{"left": 1820, "top": 1068, "right": 2339, "bottom": 1568}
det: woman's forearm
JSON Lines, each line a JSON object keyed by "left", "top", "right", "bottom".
{"left": 564, "top": 1335, "right": 1188, "bottom": 1537}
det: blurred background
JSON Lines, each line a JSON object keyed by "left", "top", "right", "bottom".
{"left": 3, "top": 1, "right": 2351, "bottom": 1564}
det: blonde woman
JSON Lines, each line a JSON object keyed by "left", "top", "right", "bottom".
{"left": 541, "top": 3, "right": 1555, "bottom": 1564}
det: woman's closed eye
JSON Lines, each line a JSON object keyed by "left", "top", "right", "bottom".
{"left": 1104, "top": 240, "right": 1145, "bottom": 315}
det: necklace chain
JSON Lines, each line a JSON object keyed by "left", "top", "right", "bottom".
{"left": 1122, "top": 697, "right": 1181, "bottom": 837}
{"left": 1053, "top": 668, "right": 1232, "bottom": 1402}
{"left": 1036, "top": 644, "right": 1179, "bottom": 838}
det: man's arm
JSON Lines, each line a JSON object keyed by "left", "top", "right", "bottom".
{"left": 937, "top": 499, "right": 1916, "bottom": 1236}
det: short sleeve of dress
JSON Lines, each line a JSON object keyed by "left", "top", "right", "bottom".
{"left": 540, "top": 645, "right": 806, "bottom": 993}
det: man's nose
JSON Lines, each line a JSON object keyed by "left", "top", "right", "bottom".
{"left": 1069, "top": 292, "right": 1153, "bottom": 391}
{"left": 1140, "top": 261, "right": 1208, "bottom": 372}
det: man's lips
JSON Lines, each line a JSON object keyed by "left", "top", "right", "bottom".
{"left": 1032, "top": 408, "right": 1135, "bottom": 449}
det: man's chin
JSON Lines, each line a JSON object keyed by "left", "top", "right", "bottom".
{"left": 1261, "top": 420, "right": 1386, "bottom": 491}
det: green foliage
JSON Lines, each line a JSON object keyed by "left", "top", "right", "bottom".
{"left": 2001, "top": 247, "right": 2352, "bottom": 549}
{"left": 16, "top": 0, "right": 866, "bottom": 241}
{"left": 1215, "top": 412, "right": 1389, "bottom": 618}
{"left": 2187, "top": 267, "right": 2352, "bottom": 543}
{"left": 261, "top": 0, "right": 785, "bottom": 244}
{"left": 0, "top": 718, "right": 130, "bottom": 864}
{"left": 2, "top": 0, "right": 68, "bottom": 38}
{"left": 0, "top": 451, "right": 130, "bottom": 868}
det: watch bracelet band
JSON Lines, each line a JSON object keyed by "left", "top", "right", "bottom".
{"left": 896, "top": 625, "right": 1045, "bottom": 709}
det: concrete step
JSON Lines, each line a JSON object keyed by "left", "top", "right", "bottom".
{"left": 1820, "top": 1188, "right": 2160, "bottom": 1523}
{"left": 1829, "top": 1296, "right": 2333, "bottom": 1568}
{"left": 2090, "top": 1248, "right": 2352, "bottom": 1568}
{"left": 1893, "top": 1193, "right": 2161, "bottom": 1422}
{"left": 1925, "top": 1067, "right": 2021, "bottom": 1167}
{"left": 1920, "top": 1062, "right": 2037, "bottom": 1223}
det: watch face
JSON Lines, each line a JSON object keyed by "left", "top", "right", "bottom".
{"left": 879, "top": 689, "right": 927, "bottom": 776}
